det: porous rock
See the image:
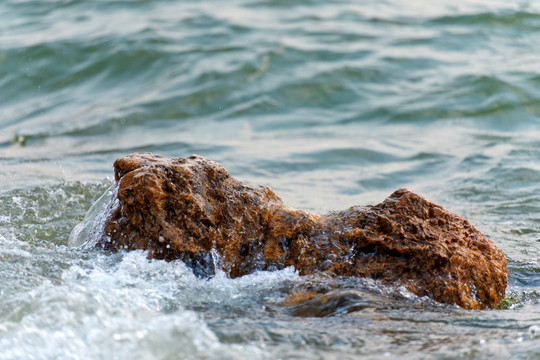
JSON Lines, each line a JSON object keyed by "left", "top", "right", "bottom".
{"left": 98, "top": 153, "right": 508, "bottom": 309}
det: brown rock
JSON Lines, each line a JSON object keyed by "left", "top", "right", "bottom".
{"left": 98, "top": 153, "right": 508, "bottom": 309}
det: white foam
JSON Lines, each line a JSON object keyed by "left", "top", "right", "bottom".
{"left": 0, "top": 250, "right": 274, "bottom": 360}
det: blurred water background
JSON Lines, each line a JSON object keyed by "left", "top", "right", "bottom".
{"left": 1, "top": 0, "right": 540, "bottom": 358}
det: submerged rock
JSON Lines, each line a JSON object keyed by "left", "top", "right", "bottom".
{"left": 82, "top": 153, "right": 507, "bottom": 309}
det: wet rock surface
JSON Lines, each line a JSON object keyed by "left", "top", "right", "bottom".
{"left": 98, "top": 153, "right": 508, "bottom": 309}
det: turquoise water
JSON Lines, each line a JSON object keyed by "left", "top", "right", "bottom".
{"left": 1, "top": 0, "right": 540, "bottom": 358}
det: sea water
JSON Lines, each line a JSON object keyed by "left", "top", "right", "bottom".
{"left": 1, "top": 0, "right": 540, "bottom": 358}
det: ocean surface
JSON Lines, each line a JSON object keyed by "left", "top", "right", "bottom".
{"left": 1, "top": 0, "right": 540, "bottom": 358}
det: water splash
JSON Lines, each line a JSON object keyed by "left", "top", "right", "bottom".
{"left": 0, "top": 247, "right": 280, "bottom": 360}
{"left": 69, "top": 183, "right": 118, "bottom": 249}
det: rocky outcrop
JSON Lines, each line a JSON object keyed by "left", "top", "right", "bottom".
{"left": 96, "top": 153, "right": 508, "bottom": 309}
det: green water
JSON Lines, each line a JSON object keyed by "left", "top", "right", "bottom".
{"left": 1, "top": 0, "right": 540, "bottom": 358}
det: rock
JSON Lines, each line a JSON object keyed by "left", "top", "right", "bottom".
{"left": 285, "top": 289, "right": 373, "bottom": 317}
{"left": 95, "top": 152, "right": 508, "bottom": 309}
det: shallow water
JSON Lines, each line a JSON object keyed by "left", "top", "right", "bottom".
{"left": 1, "top": 0, "right": 540, "bottom": 358}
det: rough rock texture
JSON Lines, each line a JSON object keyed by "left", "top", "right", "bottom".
{"left": 99, "top": 153, "right": 508, "bottom": 309}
